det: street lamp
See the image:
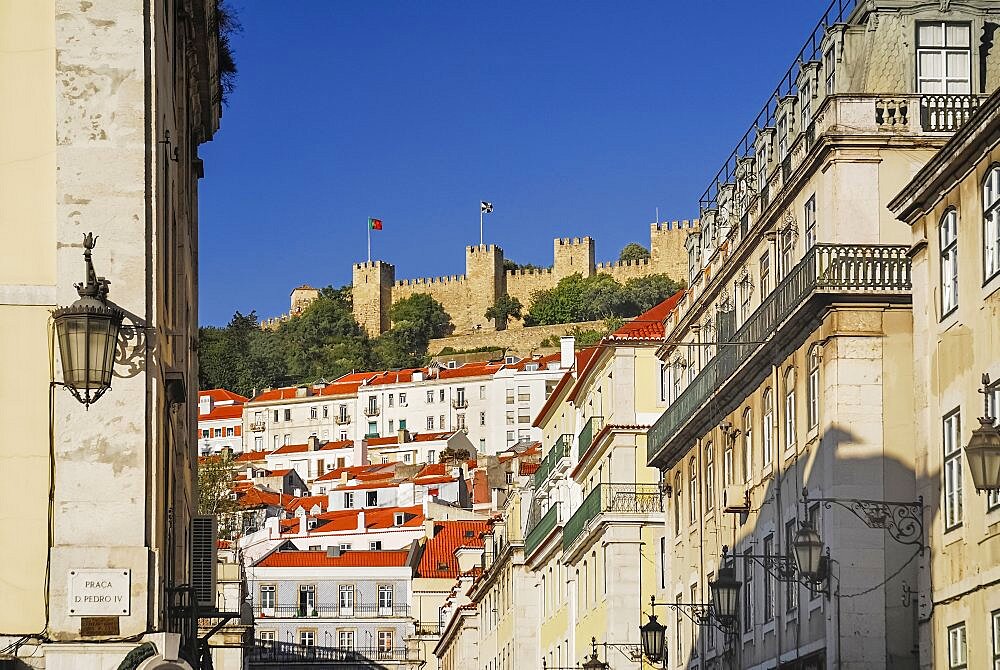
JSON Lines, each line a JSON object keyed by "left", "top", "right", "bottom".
{"left": 53, "top": 233, "right": 124, "bottom": 408}
{"left": 639, "top": 613, "right": 666, "bottom": 664}
{"left": 966, "top": 373, "right": 1000, "bottom": 491}
{"left": 708, "top": 563, "right": 741, "bottom": 626}
{"left": 581, "top": 638, "right": 609, "bottom": 670}
{"left": 792, "top": 518, "right": 825, "bottom": 582}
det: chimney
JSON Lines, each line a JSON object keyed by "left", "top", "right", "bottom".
{"left": 357, "top": 510, "right": 366, "bottom": 532}
{"left": 294, "top": 488, "right": 302, "bottom": 497}
{"left": 299, "top": 516, "right": 309, "bottom": 535}
{"left": 354, "top": 438, "right": 368, "bottom": 466}
{"left": 308, "top": 435, "right": 320, "bottom": 451}
{"left": 264, "top": 515, "right": 279, "bottom": 539}
{"left": 560, "top": 336, "right": 575, "bottom": 369}
{"left": 246, "top": 467, "right": 254, "bottom": 479}
{"left": 423, "top": 518, "right": 436, "bottom": 538}
{"left": 398, "top": 429, "right": 410, "bottom": 444}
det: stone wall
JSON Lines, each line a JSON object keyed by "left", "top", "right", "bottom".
{"left": 429, "top": 320, "right": 607, "bottom": 357}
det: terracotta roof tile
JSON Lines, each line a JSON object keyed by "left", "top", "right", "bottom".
{"left": 417, "top": 520, "right": 489, "bottom": 578}
{"left": 607, "top": 290, "right": 684, "bottom": 341}
{"left": 257, "top": 549, "right": 410, "bottom": 568}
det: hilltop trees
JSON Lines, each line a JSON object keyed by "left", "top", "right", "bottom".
{"left": 523, "top": 273, "right": 682, "bottom": 326}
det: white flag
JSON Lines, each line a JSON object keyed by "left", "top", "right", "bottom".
{"left": 481, "top": 201, "right": 493, "bottom": 214}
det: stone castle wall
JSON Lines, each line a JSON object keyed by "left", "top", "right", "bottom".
{"left": 308, "top": 222, "right": 697, "bottom": 337}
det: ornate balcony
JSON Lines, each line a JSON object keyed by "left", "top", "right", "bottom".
{"left": 249, "top": 640, "right": 412, "bottom": 664}
{"left": 335, "top": 414, "right": 351, "bottom": 425}
{"left": 254, "top": 603, "right": 410, "bottom": 618}
{"left": 562, "top": 483, "right": 662, "bottom": 551}
{"left": 451, "top": 398, "right": 468, "bottom": 409}
{"left": 648, "top": 244, "right": 911, "bottom": 469}
{"left": 249, "top": 421, "right": 266, "bottom": 432}
{"left": 920, "top": 94, "right": 981, "bottom": 132}
{"left": 363, "top": 406, "right": 380, "bottom": 417}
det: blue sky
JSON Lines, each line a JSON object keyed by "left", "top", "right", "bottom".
{"left": 199, "top": 1, "right": 826, "bottom": 326}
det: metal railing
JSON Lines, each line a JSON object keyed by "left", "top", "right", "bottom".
{"left": 648, "top": 244, "right": 910, "bottom": 465}
{"left": 335, "top": 414, "right": 351, "bottom": 425}
{"left": 363, "top": 407, "right": 380, "bottom": 417}
{"left": 562, "top": 483, "right": 662, "bottom": 550}
{"left": 524, "top": 504, "right": 560, "bottom": 556}
{"left": 249, "top": 639, "right": 411, "bottom": 663}
{"left": 532, "top": 434, "right": 574, "bottom": 488}
{"left": 577, "top": 416, "right": 604, "bottom": 459}
{"left": 451, "top": 398, "right": 468, "bottom": 409}
{"left": 920, "top": 94, "right": 981, "bottom": 132}
{"left": 254, "top": 603, "right": 410, "bottom": 618}
{"left": 250, "top": 421, "right": 266, "bottom": 432}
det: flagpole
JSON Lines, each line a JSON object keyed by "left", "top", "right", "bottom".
{"left": 367, "top": 220, "right": 371, "bottom": 262}
{"left": 480, "top": 207, "right": 484, "bottom": 246}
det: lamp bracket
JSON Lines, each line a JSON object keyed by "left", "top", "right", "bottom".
{"left": 651, "top": 601, "right": 731, "bottom": 632}
{"left": 741, "top": 553, "right": 828, "bottom": 596}
{"left": 802, "top": 488, "right": 924, "bottom": 549}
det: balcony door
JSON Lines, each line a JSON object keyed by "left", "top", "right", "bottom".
{"left": 917, "top": 22, "right": 970, "bottom": 94}
{"left": 298, "top": 584, "right": 315, "bottom": 616}
{"left": 339, "top": 584, "right": 354, "bottom": 617}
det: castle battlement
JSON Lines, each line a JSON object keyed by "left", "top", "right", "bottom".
{"left": 466, "top": 244, "right": 503, "bottom": 254}
{"left": 505, "top": 267, "right": 554, "bottom": 277}
{"left": 596, "top": 258, "right": 652, "bottom": 270}
{"left": 556, "top": 236, "right": 593, "bottom": 246}
{"left": 652, "top": 219, "right": 698, "bottom": 232}
{"left": 354, "top": 260, "right": 396, "bottom": 270}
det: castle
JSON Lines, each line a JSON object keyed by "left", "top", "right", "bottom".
{"left": 282, "top": 221, "right": 696, "bottom": 336}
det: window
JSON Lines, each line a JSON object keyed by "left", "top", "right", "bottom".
{"left": 505, "top": 388, "right": 514, "bottom": 404}
{"left": 800, "top": 79, "right": 812, "bottom": 128}
{"left": 743, "top": 548, "right": 754, "bottom": 633}
{"left": 367, "top": 421, "right": 377, "bottom": 436}
{"left": 757, "top": 141, "right": 769, "bottom": 191}
{"left": 739, "top": 275, "right": 752, "bottom": 322}
{"left": 428, "top": 449, "right": 436, "bottom": 463}
{"left": 439, "top": 388, "right": 446, "bottom": 402}
{"left": 338, "top": 630, "right": 355, "bottom": 649}
{"left": 399, "top": 392, "right": 406, "bottom": 406}
{"left": 917, "top": 22, "right": 971, "bottom": 94}
{"left": 344, "top": 492, "right": 354, "bottom": 508}
{"left": 338, "top": 404, "right": 348, "bottom": 421}
{"left": 993, "top": 610, "right": 1000, "bottom": 670}
{"left": 426, "top": 416, "right": 434, "bottom": 430}
{"left": 517, "top": 386, "right": 530, "bottom": 402}
{"left": 940, "top": 209, "right": 959, "bottom": 315}
{"left": 260, "top": 584, "right": 275, "bottom": 610}
{"left": 760, "top": 250, "right": 771, "bottom": 296}
{"left": 310, "top": 406, "right": 318, "bottom": 420}
{"left": 480, "top": 411, "right": 486, "bottom": 426}
{"left": 439, "top": 415, "right": 445, "bottom": 430}
{"left": 506, "top": 410, "right": 515, "bottom": 426}
{"left": 785, "top": 519, "right": 798, "bottom": 612}
{"left": 824, "top": 46, "right": 836, "bottom": 95}
{"left": 690, "top": 583, "right": 699, "bottom": 654}
{"left": 273, "top": 435, "right": 279, "bottom": 450}
{"left": 201, "top": 429, "right": 208, "bottom": 438}
{"left": 723, "top": 440, "right": 734, "bottom": 487}
{"left": 214, "top": 428, "right": 222, "bottom": 438}
{"left": 284, "top": 409, "right": 291, "bottom": 421}
{"left": 673, "top": 473, "right": 682, "bottom": 534}
{"left": 990, "top": 386, "right": 1000, "bottom": 510}
{"left": 370, "top": 540, "right": 382, "bottom": 550}
{"left": 480, "top": 385, "right": 486, "bottom": 400}
{"left": 985, "top": 166, "right": 1000, "bottom": 280}
{"left": 299, "top": 630, "right": 315, "bottom": 647}
{"left": 518, "top": 409, "right": 531, "bottom": 424}
{"left": 659, "top": 363, "right": 669, "bottom": 402}
{"left": 258, "top": 630, "right": 275, "bottom": 643}
{"left": 366, "top": 491, "right": 378, "bottom": 507}
{"left": 426, "top": 390, "right": 434, "bottom": 403}
{"left": 705, "top": 442, "right": 715, "bottom": 512}
{"left": 675, "top": 592, "right": 684, "bottom": 658}
{"left": 944, "top": 410, "right": 963, "bottom": 529}
{"left": 378, "top": 584, "right": 393, "bottom": 613}
{"left": 339, "top": 584, "right": 354, "bottom": 615}
{"left": 273, "top": 409, "right": 279, "bottom": 423}
{"left": 403, "top": 452, "right": 412, "bottom": 463}
{"left": 809, "top": 503, "right": 822, "bottom": 601}
{"left": 777, "top": 113, "right": 788, "bottom": 158}
{"left": 322, "top": 404, "right": 329, "bottom": 418}
{"left": 283, "top": 434, "right": 290, "bottom": 446}
{"left": 804, "top": 194, "right": 816, "bottom": 249}
{"left": 784, "top": 368, "right": 797, "bottom": 451}
{"left": 762, "top": 389, "right": 774, "bottom": 465}
{"left": 689, "top": 457, "right": 698, "bottom": 524}
{"left": 457, "top": 414, "right": 466, "bottom": 429}
{"left": 807, "top": 347, "right": 820, "bottom": 430}
{"left": 506, "top": 430, "right": 514, "bottom": 442}
{"left": 255, "top": 436, "right": 263, "bottom": 450}
{"left": 948, "top": 622, "right": 967, "bottom": 669}
{"left": 298, "top": 584, "right": 315, "bottom": 615}
{"left": 744, "top": 408, "right": 755, "bottom": 481}
{"left": 388, "top": 393, "right": 394, "bottom": 407}
{"left": 388, "top": 419, "right": 394, "bottom": 433}
{"left": 763, "top": 534, "right": 775, "bottom": 623}
{"left": 779, "top": 228, "right": 795, "bottom": 279}
{"left": 456, "top": 387, "right": 466, "bottom": 405}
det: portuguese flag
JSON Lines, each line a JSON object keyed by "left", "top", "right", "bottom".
{"left": 368, "top": 217, "right": 383, "bottom": 230}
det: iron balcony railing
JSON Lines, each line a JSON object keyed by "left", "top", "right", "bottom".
{"left": 254, "top": 603, "right": 410, "bottom": 618}
{"left": 920, "top": 94, "right": 981, "bottom": 132}
{"left": 647, "top": 244, "right": 911, "bottom": 465}
{"left": 249, "top": 421, "right": 266, "bottom": 432}
{"left": 562, "top": 483, "right": 662, "bottom": 550}
{"left": 577, "top": 416, "right": 604, "bottom": 459}
{"left": 249, "top": 640, "right": 412, "bottom": 663}
{"left": 524, "top": 504, "right": 560, "bottom": 556}
{"left": 532, "top": 434, "right": 574, "bottom": 488}
{"left": 363, "top": 406, "right": 380, "bottom": 417}
{"left": 335, "top": 414, "right": 351, "bottom": 425}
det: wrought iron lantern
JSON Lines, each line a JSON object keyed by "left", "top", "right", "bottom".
{"left": 640, "top": 613, "right": 666, "bottom": 663}
{"left": 581, "top": 638, "right": 609, "bottom": 670}
{"left": 53, "top": 233, "right": 124, "bottom": 408}
{"left": 966, "top": 374, "right": 1000, "bottom": 491}
{"left": 792, "top": 518, "right": 825, "bottom": 581}
{"left": 708, "top": 564, "right": 741, "bottom": 625}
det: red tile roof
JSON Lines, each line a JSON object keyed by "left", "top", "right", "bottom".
{"left": 271, "top": 440, "right": 353, "bottom": 455}
{"left": 283, "top": 505, "right": 425, "bottom": 534}
{"left": 235, "top": 450, "right": 269, "bottom": 463}
{"left": 287, "top": 495, "right": 329, "bottom": 513}
{"left": 257, "top": 549, "right": 410, "bottom": 568}
{"left": 607, "top": 290, "right": 685, "bottom": 342}
{"left": 519, "top": 462, "right": 540, "bottom": 475}
{"left": 417, "top": 520, "right": 489, "bottom": 578}
{"left": 266, "top": 468, "right": 294, "bottom": 477}
{"left": 367, "top": 431, "right": 453, "bottom": 447}
{"left": 200, "top": 389, "right": 248, "bottom": 404}
{"left": 236, "top": 486, "right": 284, "bottom": 509}
{"left": 199, "top": 404, "right": 244, "bottom": 421}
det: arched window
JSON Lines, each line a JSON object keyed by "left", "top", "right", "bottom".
{"left": 744, "top": 408, "right": 754, "bottom": 482}
{"left": 807, "top": 347, "right": 821, "bottom": 430}
{"left": 689, "top": 457, "right": 698, "bottom": 524}
{"left": 674, "top": 472, "right": 683, "bottom": 534}
{"left": 985, "top": 166, "right": 1000, "bottom": 280}
{"left": 705, "top": 442, "right": 715, "bottom": 512}
{"left": 784, "top": 368, "right": 797, "bottom": 450}
{"left": 940, "top": 209, "right": 959, "bottom": 315}
{"left": 762, "top": 390, "right": 773, "bottom": 465}
{"left": 723, "top": 439, "right": 734, "bottom": 487}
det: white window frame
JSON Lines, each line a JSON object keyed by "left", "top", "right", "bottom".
{"left": 824, "top": 45, "right": 836, "bottom": 95}
{"left": 804, "top": 194, "right": 817, "bottom": 249}
{"left": 744, "top": 408, "right": 754, "bottom": 482}
{"left": 940, "top": 209, "right": 959, "bottom": 316}
{"left": 777, "top": 113, "right": 788, "bottom": 158}
{"left": 943, "top": 409, "right": 963, "bottom": 530}
{"left": 948, "top": 622, "right": 967, "bottom": 669}
{"left": 807, "top": 347, "right": 820, "bottom": 430}
{"left": 800, "top": 79, "right": 812, "bottom": 128}
{"left": 784, "top": 368, "right": 797, "bottom": 452}
{"left": 984, "top": 166, "right": 1000, "bottom": 281}
{"left": 705, "top": 442, "right": 715, "bottom": 512}
{"left": 917, "top": 22, "right": 971, "bottom": 94}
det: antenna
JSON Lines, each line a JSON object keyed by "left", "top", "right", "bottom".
{"left": 655, "top": 207, "right": 660, "bottom": 224}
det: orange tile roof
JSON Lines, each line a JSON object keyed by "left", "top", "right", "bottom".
{"left": 367, "top": 431, "right": 453, "bottom": 447}
{"left": 257, "top": 549, "right": 411, "bottom": 568}
{"left": 266, "top": 468, "right": 294, "bottom": 477}
{"left": 284, "top": 505, "right": 425, "bottom": 534}
{"left": 607, "top": 290, "right": 684, "bottom": 342}
{"left": 200, "top": 389, "right": 248, "bottom": 404}
{"left": 199, "top": 404, "right": 244, "bottom": 421}
{"left": 520, "top": 462, "right": 540, "bottom": 475}
{"left": 287, "top": 495, "right": 329, "bottom": 512}
{"left": 416, "top": 463, "right": 447, "bottom": 478}
{"left": 235, "top": 450, "right": 269, "bottom": 463}
{"left": 271, "top": 440, "right": 353, "bottom": 455}
{"left": 236, "top": 486, "right": 284, "bottom": 509}
{"left": 417, "top": 520, "right": 489, "bottom": 578}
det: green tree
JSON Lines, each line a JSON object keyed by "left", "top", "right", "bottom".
{"left": 389, "top": 294, "right": 453, "bottom": 339}
{"left": 622, "top": 274, "right": 684, "bottom": 313}
{"left": 618, "top": 243, "right": 651, "bottom": 263}
{"left": 198, "top": 451, "right": 237, "bottom": 517}
{"left": 485, "top": 294, "right": 523, "bottom": 327}
{"left": 199, "top": 310, "right": 287, "bottom": 396}
{"left": 523, "top": 273, "right": 684, "bottom": 326}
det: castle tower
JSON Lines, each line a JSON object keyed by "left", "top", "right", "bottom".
{"left": 290, "top": 284, "right": 320, "bottom": 315}
{"left": 465, "top": 244, "right": 505, "bottom": 329}
{"left": 352, "top": 261, "right": 395, "bottom": 337}
{"left": 650, "top": 220, "right": 698, "bottom": 282}
{"left": 553, "top": 237, "right": 595, "bottom": 279}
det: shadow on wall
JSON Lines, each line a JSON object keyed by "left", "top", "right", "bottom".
{"left": 246, "top": 638, "right": 399, "bottom": 669}
{"left": 670, "top": 426, "right": 933, "bottom": 670}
